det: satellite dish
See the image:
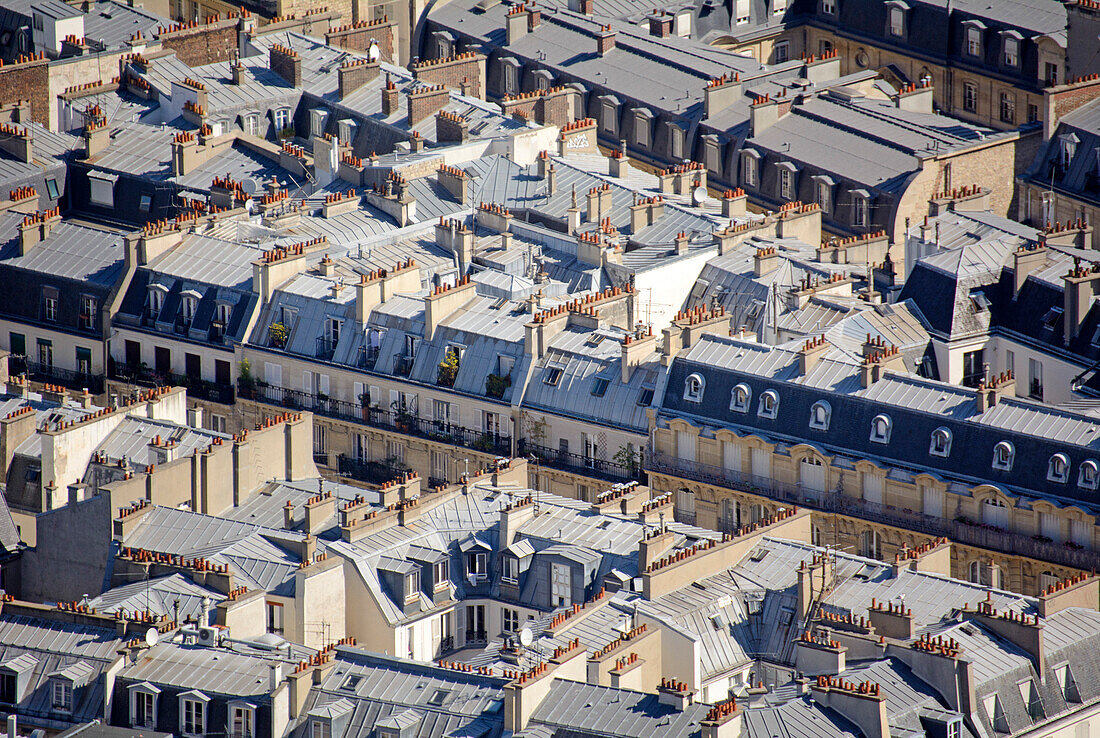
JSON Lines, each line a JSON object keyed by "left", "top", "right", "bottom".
{"left": 144, "top": 627, "right": 159, "bottom": 647}
{"left": 692, "top": 186, "right": 707, "bottom": 205}
{"left": 518, "top": 627, "right": 534, "bottom": 648}
{"left": 241, "top": 178, "right": 258, "bottom": 196}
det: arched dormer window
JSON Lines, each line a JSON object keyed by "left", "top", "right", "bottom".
{"left": 870, "top": 414, "right": 892, "bottom": 444}
{"left": 992, "top": 441, "right": 1015, "bottom": 471}
{"left": 809, "top": 400, "right": 831, "bottom": 430}
{"left": 1048, "top": 453, "right": 1069, "bottom": 484}
{"left": 684, "top": 373, "right": 705, "bottom": 403}
{"left": 758, "top": 389, "right": 779, "bottom": 418}
{"left": 730, "top": 383, "right": 751, "bottom": 413}
{"left": 1079, "top": 460, "right": 1098, "bottom": 490}
{"left": 929, "top": 427, "right": 952, "bottom": 457}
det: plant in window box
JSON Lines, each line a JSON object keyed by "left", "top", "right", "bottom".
{"left": 391, "top": 400, "right": 415, "bottom": 432}
{"left": 437, "top": 352, "right": 460, "bottom": 388}
{"left": 613, "top": 443, "right": 643, "bottom": 478}
{"left": 485, "top": 373, "right": 511, "bottom": 398}
{"left": 277, "top": 125, "right": 296, "bottom": 139}
{"left": 359, "top": 391, "right": 373, "bottom": 421}
{"left": 472, "top": 433, "right": 495, "bottom": 452}
{"left": 268, "top": 321, "right": 290, "bottom": 349}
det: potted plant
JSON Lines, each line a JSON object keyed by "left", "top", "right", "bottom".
{"left": 268, "top": 322, "right": 290, "bottom": 349}
{"left": 437, "top": 352, "right": 460, "bottom": 388}
{"left": 238, "top": 358, "right": 254, "bottom": 398}
{"left": 392, "top": 399, "right": 415, "bottom": 433}
{"left": 485, "top": 373, "right": 512, "bottom": 399}
{"left": 359, "top": 391, "right": 371, "bottom": 421}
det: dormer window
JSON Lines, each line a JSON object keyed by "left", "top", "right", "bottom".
{"left": 870, "top": 414, "right": 892, "bottom": 444}
{"left": 230, "top": 702, "right": 255, "bottom": 738}
{"left": 51, "top": 678, "right": 72, "bottom": 712}
{"left": 1079, "top": 460, "right": 1098, "bottom": 490}
{"left": 502, "top": 555, "right": 519, "bottom": 584}
{"left": 405, "top": 570, "right": 421, "bottom": 603}
{"left": 929, "top": 427, "right": 952, "bottom": 457}
{"left": 730, "top": 383, "right": 752, "bottom": 413}
{"left": 1002, "top": 33, "right": 1019, "bottom": 67}
{"left": 129, "top": 683, "right": 159, "bottom": 729}
{"left": 1048, "top": 453, "right": 1069, "bottom": 483}
{"left": 886, "top": 1, "right": 906, "bottom": 37}
{"left": 434, "top": 559, "right": 449, "bottom": 590}
{"left": 684, "top": 373, "right": 705, "bottom": 403}
{"left": 993, "top": 441, "right": 1015, "bottom": 471}
{"left": 311, "top": 719, "right": 331, "bottom": 738}
{"left": 1060, "top": 135, "right": 1078, "bottom": 170}
{"left": 179, "top": 691, "right": 209, "bottom": 737}
{"left": 181, "top": 295, "right": 197, "bottom": 323}
{"left": 758, "top": 389, "right": 779, "bottom": 418}
{"left": 742, "top": 149, "right": 760, "bottom": 188}
{"left": 965, "top": 23, "right": 983, "bottom": 57}
{"left": 147, "top": 285, "right": 166, "bottom": 314}
{"left": 466, "top": 552, "right": 487, "bottom": 581}
{"left": 809, "top": 400, "right": 831, "bottom": 430}
{"left": 273, "top": 107, "right": 291, "bottom": 132}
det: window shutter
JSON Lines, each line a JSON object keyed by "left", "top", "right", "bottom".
{"left": 302, "top": 371, "right": 313, "bottom": 393}
{"left": 319, "top": 374, "right": 330, "bottom": 395}
{"left": 264, "top": 362, "right": 282, "bottom": 387}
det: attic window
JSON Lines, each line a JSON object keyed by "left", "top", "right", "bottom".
{"left": 970, "top": 292, "right": 991, "bottom": 312}
{"left": 929, "top": 427, "right": 952, "bottom": 457}
{"left": 870, "top": 414, "right": 892, "bottom": 444}
{"left": 637, "top": 387, "right": 654, "bottom": 406}
{"left": 1048, "top": 453, "right": 1069, "bottom": 483}
{"left": 544, "top": 367, "right": 564, "bottom": 386}
{"left": 1079, "top": 459, "right": 1098, "bottom": 490}
{"left": 992, "top": 441, "right": 1015, "bottom": 471}
{"left": 340, "top": 675, "right": 361, "bottom": 691}
{"left": 427, "top": 689, "right": 450, "bottom": 706}
{"left": 757, "top": 389, "right": 779, "bottom": 418}
{"left": 730, "top": 383, "right": 752, "bottom": 413}
{"left": 591, "top": 377, "right": 610, "bottom": 397}
{"left": 1041, "top": 306, "right": 1062, "bottom": 329}
{"left": 684, "top": 373, "right": 705, "bottom": 403}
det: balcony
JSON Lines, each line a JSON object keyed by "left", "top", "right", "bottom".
{"left": 647, "top": 452, "right": 1100, "bottom": 572}
{"left": 337, "top": 455, "right": 412, "bottom": 485}
{"left": 393, "top": 354, "right": 415, "bottom": 377}
{"left": 174, "top": 315, "right": 193, "bottom": 335}
{"left": 110, "top": 363, "right": 234, "bottom": 405}
{"left": 243, "top": 382, "right": 511, "bottom": 457}
{"left": 209, "top": 320, "right": 227, "bottom": 342}
{"left": 316, "top": 336, "right": 338, "bottom": 362}
{"left": 519, "top": 440, "right": 644, "bottom": 484}
{"left": 20, "top": 359, "right": 104, "bottom": 395}
{"left": 357, "top": 345, "right": 380, "bottom": 370}
{"left": 437, "top": 635, "right": 455, "bottom": 657}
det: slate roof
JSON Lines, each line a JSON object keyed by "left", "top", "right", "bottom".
{"left": 117, "top": 641, "right": 275, "bottom": 697}
{"left": 87, "top": 573, "right": 223, "bottom": 623}
{"left": 1021, "top": 96, "right": 1100, "bottom": 208}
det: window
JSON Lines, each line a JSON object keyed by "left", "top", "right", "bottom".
{"left": 544, "top": 366, "right": 563, "bottom": 386}
{"left": 1059, "top": 136, "right": 1078, "bottom": 170}
{"left": 337, "top": 119, "right": 358, "bottom": 145}
{"left": 80, "top": 295, "right": 96, "bottom": 330}
{"left": 242, "top": 114, "right": 260, "bottom": 136}
{"left": 778, "top": 167, "right": 793, "bottom": 200}
{"left": 231, "top": 706, "right": 254, "bottom": 738}
{"left": 1027, "top": 104, "right": 1038, "bottom": 123}
{"left": 999, "top": 92, "right": 1015, "bottom": 124}
{"left": 870, "top": 414, "right": 891, "bottom": 444}
{"left": 267, "top": 601, "right": 284, "bottom": 634}
{"left": 966, "top": 26, "right": 982, "bottom": 56}
{"left": 859, "top": 529, "right": 881, "bottom": 559}
{"left": 1029, "top": 358, "right": 1043, "bottom": 400}
{"left": 311, "top": 720, "right": 331, "bottom": 738}
{"left": 1045, "top": 62, "right": 1058, "bottom": 87}
{"left": 502, "top": 607, "right": 519, "bottom": 632}
{"left": 943, "top": 162, "right": 952, "bottom": 191}
{"left": 1003, "top": 36, "right": 1018, "bottom": 67}
{"left": 809, "top": 400, "right": 831, "bottom": 430}
{"left": 43, "top": 289, "right": 58, "bottom": 321}
{"left": 853, "top": 194, "right": 868, "bottom": 227}
{"left": 405, "top": 571, "right": 420, "bottom": 601}
{"left": 772, "top": 0, "right": 786, "bottom": 14}
{"left": 984, "top": 694, "right": 1008, "bottom": 733}
{"left": 591, "top": 376, "right": 610, "bottom": 397}
{"left": 181, "top": 697, "right": 206, "bottom": 736}
{"left": 758, "top": 389, "right": 779, "bottom": 418}
{"left": 467, "top": 552, "right": 487, "bottom": 580}
{"left": 743, "top": 153, "right": 758, "bottom": 187}
{"left": 181, "top": 295, "right": 197, "bottom": 323}
{"left": 9, "top": 333, "right": 24, "bottom": 358}
{"left": 816, "top": 180, "right": 831, "bottom": 213}
{"left": 309, "top": 109, "right": 329, "bottom": 138}
{"left": 929, "top": 427, "right": 952, "bottom": 457}
{"left": 922, "top": 485, "right": 944, "bottom": 517}
{"left": 38, "top": 339, "right": 53, "bottom": 368}
{"left": 773, "top": 41, "right": 789, "bottom": 63}
{"left": 1079, "top": 460, "right": 1098, "bottom": 490}
{"left": 962, "top": 349, "right": 984, "bottom": 388}
{"left": 992, "top": 441, "right": 1015, "bottom": 471}
{"left": 52, "top": 679, "right": 72, "bottom": 711}
{"left": 89, "top": 173, "right": 115, "bottom": 207}
{"left": 684, "top": 373, "right": 705, "bottom": 402}
{"left": 139, "top": 194, "right": 152, "bottom": 212}
{"left": 1049, "top": 453, "right": 1069, "bottom": 483}
{"left": 963, "top": 82, "right": 977, "bottom": 113}
{"left": 273, "top": 107, "right": 291, "bottom": 132}
{"left": 821, "top": 0, "right": 835, "bottom": 14}
{"left": 502, "top": 556, "right": 519, "bottom": 584}
{"left": 1018, "top": 679, "right": 1044, "bottom": 720}
{"left": 147, "top": 286, "right": 165, "bottom": 314}
{"left": 551, "top": 563, "right": 572, "bottom": 607}
{"left": 735, "top": 0, "right": 749, "bottom": 24}
{"left": 45, "top": 178, "right": 59, "bottom": 199}
{"left": 76, "top": 347, "right": 91, "bottom": 376}
{"left": 819, "top": 39, "right": 834, "bottom": 55}
{"left": 1055, "top": 663, "right": 1081, "bottom": 703}
{"left": 888, "top": 6, "right": 904, "bottom": 36}
{"left": 730, "top": 383, "right": 752, "bottom": 412}
{"left": 132, "top": 690, "right": 156, "bottom": 728}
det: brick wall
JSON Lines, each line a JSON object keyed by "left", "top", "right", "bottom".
{"left": 1045, "top": 74, "right": 1100, "bottom": 139}
{"left": 338, "top": 59, "right": 379, "bottom": 99}
{"left": 498, "top": 86, "right": 576, "bottom": 127}
{"left": 158, "top": 20, "right": 238, "bottom": 67}
{"left": 435, "top": 111, "right": 468, "bottom": 142}
{"left": 408, "top": 85, "right": 450, "bottom": 125}
{"left": 0, "top": 57, "right": 48, "bottom": 127}
{"left": 269, "top": 44, "right": 302, "bottom": 88}
{"left": 326, "top": 17, "right": 397, "bottom": 62}
{"left": 411, "top": 52, "right": 485, "bottom": 99}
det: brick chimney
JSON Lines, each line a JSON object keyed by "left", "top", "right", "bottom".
{"left": 596, "top": 25, "right": 615, "bottom": 55}
{"left": 338, "top": 58, "right": 379, "bottom": 100}
{"left": 648, "top": 10, "right": 672, "bottom": 37}
{"left": 269, "top": 43, "right": 302, "bottom": 87}
{"left": 382, "top": 75, "right": 400, "bottom": 116}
